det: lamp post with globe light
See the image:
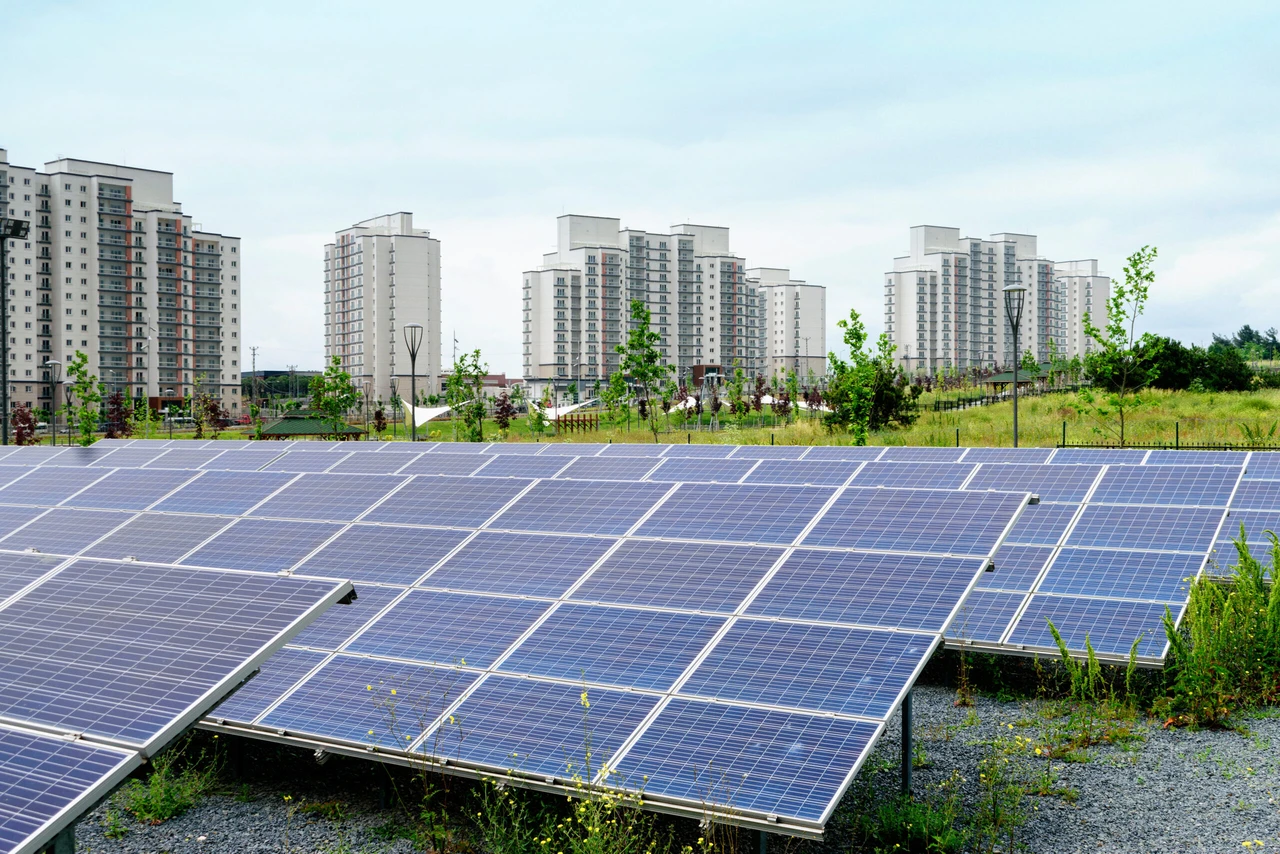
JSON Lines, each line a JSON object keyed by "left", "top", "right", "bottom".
{"left": 403, "top": 323, "right": 423, "bottom": 442}
{"left": 1003, "top": 284, "right": 1027, "bottom": 448}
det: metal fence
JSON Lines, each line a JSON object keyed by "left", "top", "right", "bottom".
{"left": 928, "top": 384, "right": 1083, "bottom": 412}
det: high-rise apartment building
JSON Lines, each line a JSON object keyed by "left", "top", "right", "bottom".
{"left": 884, "top": 225, "right": 1107, "bottom": 374}
{"left": 750, "top": 267, "right": 827, "bottom": 381}
{"left": 323, "top": 213, "right": 440, "bottom": 405}
{"left": 1, "top": 149, "right": 242, "bottom": 413}
{"left": 522, "top": 215, "right": 825, "bottom": 394}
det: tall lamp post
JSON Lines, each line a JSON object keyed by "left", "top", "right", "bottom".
{"left": 64, "top": 384, "right": 74, "bottom": 446}
{"left": 1002, "top": 284, "right": 1027, "bottom": 448}
{"left": 363, "top": 380, "right": 371, "bottom": 439}
{"left": 46, "top": 361, "right": 61, "bottom": 446}
{"left": 403, "top": 323, "right": 423, "bottom": 442}
{"left": 0, "top": 217, "right": 32, "bottom": 445}
{"left": 390, "top": 375, "right": 399, "bottom": 441}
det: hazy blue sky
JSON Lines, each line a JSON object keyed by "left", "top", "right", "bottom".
{"left": 8, "top": 1, "right": 1279, "bottom": 372}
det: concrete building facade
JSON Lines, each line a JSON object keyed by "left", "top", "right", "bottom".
{"left": 523, "top": 215, "right": 825, "bottom": 395}
{"left": 884, "top": 225, "right": 1107, "bottom": 374}
{"left": 323, "top": 213, "right": 441, "bottom": 406}
{"left": 749, "top": 267, "right": 827, "bottom": 381}
{"left": 1, "top": 148, "right": 242, "bottom": 413}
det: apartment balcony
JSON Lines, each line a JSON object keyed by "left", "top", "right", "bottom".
{"left": 98, "top": 201, "right": 127, "bottom": 215}
{"left": 157, "top": 223, "right": 178, "bottom": 234}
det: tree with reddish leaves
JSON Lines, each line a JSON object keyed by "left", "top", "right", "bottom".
{"left": 10, "top": 403, "right": 39, "bottom": 446}
{"left": 373, "top": 406, "right": 388, "bottom": 438}
{"left": 492, "top": 391, "right": 517, "bottom": 436}
{"left": 194, "top": 391, "right": 228, "bottom": 440}
{"left": 103, "top": 391, "right": 133, "bottom": 439}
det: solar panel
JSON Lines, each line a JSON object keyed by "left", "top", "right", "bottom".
{"left": 482, "top": 443, "right": 548, "bottom": 455}
{"left": 803, "top": 489, "right": 1028, "bottom": 556}
{"left": 683, "top": 622, "right": 934, "bottom": 718}
{"left": 35, "top": 446, "right": 117, "bottom": 467}
{"left": 0, "top": 467, "right": 109, "bottom": 506}
{"left": 288, "top": 584, "right": 406, "bottom": 651}
{"left": 660, "top": 444, "right": 737, "bottom": 459}
{"left": 0, "top": 507, "right": 47, "bottom": 543}
{"left": 962, "top": 448, "right": 1055, "bottom": 463}
{"left": 263, "top": 451, "right": 351, "bottom": 473}
{"left": 1005, "top": 595, "right": 1173, "bottom": 659}
{"left": 0, "top": 553, "right": 65, "bottom": 603}
{"left": 613, "top": 700, "right": 878, "bottom": 824}
{"left": 880, "top": 447, "right": 968, "bottom": 463}
{"left": 0, "top": 469, "right": 32, "bottom": 492}
{"left": 572, "top": 540, "right": 783, "bottom": 612}
{"left": 85, "top": 448, "right": 165, "bottom": 468}
{"left": 848, "top": 461, "right": 975, "bottom": 489}
{"left": 948, "top": 590, "right": 1026, "bottom": 643}
{"left": 325, "top": 453, "right": 419, "bottom": 474}
{"left": 554, "top": 456, "right": 662, "bottom": 481}
{"left": 742, "top": 459, "right": 860, "bottom": 486}
{"left": 474, "top": 455, "right": 573, "bottom": 479}
{"left": 62, "top": 468, "right": 198, "bottom": 511}
{"left": 727, "top": 445, "right": 809, "bottom": 460}
{"left": 181, "top": 518, "right": 343, "bottom": 572}
{"left": 1050, "top": 448, "right": 1148, "bottom": 465}
{"left": 647, "top": 458, "right": 757, "bottom": 484}
{"left": 423, "top": 532, "right": 614, "bottom": 597}
{"left": 637, "top": 483, "right": 834, "bottom": 545}
{"left": 965, "top": 463, "right": 1102, "bottom": 503}
{"left": 196, "top": 449, "right": 284, "bottom": 470}
{"left": 82, "top": 514, "right": 232, "bottom": 564}
{"left": 1215, "top": 510, "right": 1280, "bottom": 556}
{"left": 365, "top": 476, "right": 532, "bottom": 528}
{"left": 1146, "top": 450, "right": 1249, "bottom": 465}
{"left": 395, "top": 453, "right": 491, "bottom": 476}
{"left": 249, "top": 473, "right": 406, "bottom": 522}
{"left": 1245, "top": 452, "right": 1280, "bottom": 480}
{"left": 1229, "top": 479, "right": 1280, "bottom": 511}
{"left": 1089, "top": 465, "right": 1239, "bottom": 507}
{"left": 206, "top": 647, "right": 327, "bottom": 725}
{"left": 295, "top": 525, "right": 470, "bottom": 585}
{"left": 598, "top": 443, "right": 667, "bottom": 457}
{"left": 1064, "top": 505, "right": 1222, "bottom": 552}
{"left": 492, "top": 480, "right": 671, "bottom": 536}
{"left": 749, "top": 550, "right": 992, "bottom": 632}
{"left": 536, "top": 443, "right": 607, "bottom": 456}
{"left": 499, "top": 604, "right": 726, "bottom": 690}
{"left": 145, "top": 448, "right": 229, "bottom": 469}
{"left": 1037, "top": 549, "right": 1201, "bottom": 603}
{"left": 986, "top": 545, "right": 1056, "bottom": 591}
{"left": 151, "top": 470, "right": 296, "bottom": 516}
{"left": 0, "top": 509, "right": 131, "bottom": 556}
{"left": 802, "top": 446, "right": 885, "bottom": 462}
{"left": 424, "top": 442, "right": 489, "bottom": 454}
{"left": 0, "top": 448, "right": 65, "bottom": 466}
{"left": 1003, "top": 503, "right": 1081, "bottom": 545}
{"left": 380, "top": 441, "right": 437, "bottom": 453}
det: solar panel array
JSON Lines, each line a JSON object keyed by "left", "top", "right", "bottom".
{"left": 0, "top": 541, "right": 351, "bottom": 854}
{"left": 3, "top": 437, "right": 1276, "bottom": 838}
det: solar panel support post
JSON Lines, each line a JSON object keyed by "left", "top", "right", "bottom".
{"left": 900, "top": 689, "right": 913, "bottom": 797}
{"left": 44, "top": 825, "right": 74, "bottom": 854}
{"left": 757, "top": 829, "right": 768, "bottom": 854}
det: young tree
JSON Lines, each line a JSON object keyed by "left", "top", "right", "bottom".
{"left": 602, "top": 370, "right": 630, "bottom": 426}
{"left": 616, "top": 299, "right": 673, "bottom": 439}
{"left": 785, "top": 369, "right": 801, "bottom": 425}
{"left": 309, "top": 355, "right": 361, "bottom": 440}
{"left": 10, "top": 403, "right": 39, "bottom": 446}
{"left": 772, "top": 384, "right": 792, "bottom": 422}
{"left": 1076, "top": 246, "right": 1162, "bottom": 446}
{"left": 751, "top": 375, "right": 766, "bottom": 424}
{"left": 373, "top": 406, "right": 388, "bottom": 439}
{"left": 1019, "top": 347, "right": 1039, "bottom": 377}
{"left": 823, "top": 308, "right": 920, "bottom": 442}
{"left": 527, "top": 387, "right": 550, "bottom": 439}
{"left": 194, "top": 390, "right": 228, "bottom": 440}
{"left": 64, "top": 351, "right": 102, "bottom": 447}
{"left": 726, "top": 365, "right": 749, "bottom": 420}
{"left": 103, "top": 391, "right": 133, "bottom": 439}
{"left": 493, "top": 390, "right": 517, "bottom": 436}
{"left": 445, "top": 349, "right": 488, "bottom": 442}
{"left": 565, "top": 381, "right": 579, "bottom": 404}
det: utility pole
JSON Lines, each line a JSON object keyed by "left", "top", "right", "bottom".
{"left": 249, "top": 346, "right": 259, "bottom": 414}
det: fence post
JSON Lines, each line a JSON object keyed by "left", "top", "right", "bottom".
{"left": 955, "top": 427, "right": 959, "bottom": 448}
{"left": 1176, "top": 421, "right": 1179, "bottom": 449}
{"left": 1062, "top": 420, "right": 1066, "bottom": 447}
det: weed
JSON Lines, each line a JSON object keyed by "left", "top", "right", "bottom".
{"left": 300, "top": 799, "right": 350, "bottom": 823}
{"left": 101, "top": 805, "right": 128, "bottom": 840}
{"left": 234, "top": 782, "right": 254, "bottom": 803}
{"left": 119, "top": 736, "right": 219, "bottom": 824}
{"left": 972, "top": 726, "right": 1029, "bottom": 854}
{"left": 855, "top": 769, "right": 966, "bottom": 853}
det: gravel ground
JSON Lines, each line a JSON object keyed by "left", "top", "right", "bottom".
{"left": 74, "top": 685, "right": 1280, "bottom": 854}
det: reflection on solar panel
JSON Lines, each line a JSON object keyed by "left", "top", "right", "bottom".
{"left": 474, "top": 455, "right": 572, "bottom": 479}
{"left": 556, "top": 456, "right": 663, "bottom": 481}
{"left": 849, "top": 461, "right": 974, "bottom": 489}
{"left": 207, "top": 648, "right": 326, "bottom": 725}
{"left": 424, "top": 532, "right": 614, "bottom": 597}
{"left": 295, "top": 525, "right": 470, "bottom": 585}
{"left": 366, "top": 476, "right": 531, "bottom": 528}
{"left": 395, "top": 453, "right": 490, "bottom": 476}
{"left": 288, "top": 585, "right": 405, "bottom": 651}
{"left": 647, "top": 458, "right": 756, "bottom": 483}
{"left": 742, "top": 459, "right": 860, "bottom": 486}
{"left": 182, "top": 518, "right": 343, "bottom": 572}
{"left": 63, "top": 467, "right": 198, "bottom": 510}
{"left": 250, "top": 473, "right": 406, "bottom": 522}
{"left": 151, "top": 470, "right": 296, "bottom": 516}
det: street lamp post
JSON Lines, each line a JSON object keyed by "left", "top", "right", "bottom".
{"left": 64, "top": 384, "right": 74, "bottom": 446}
{"left": 46, "top": 361, "right": 61, "bottom": 446}
{"left": 0, "top": 217, "right": 32, "bottom": 445}
{"left": 1002, "top": 284, "right": 1027, "bottom": 448}
{"left": 163, "top": 388, "right": 175, "bottom": 440}
{"left": 403, "top": 323, "right": 423, "bottom": 443}
{"left": 390, "top": 375, "right": 400, "bottom": 441}
{"left": 363, "top": 380, "right": 371, "bottom": 439}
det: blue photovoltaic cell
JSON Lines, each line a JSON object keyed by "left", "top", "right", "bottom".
{"left": 879, "top": 447, "right": 968, "bottom": 463}
{"left": 284, "top": 442, "right": 344, "bottom": 452}
{"left": 743, "top": 460, "right": 861, "bottom": 487}
{"left": 288, "top": 585, "right": 405, "bottom": 650}
{"left": 1037, "top": 548, "right": 1202, "bottom": 603}
{"left": 341, "top": 442, "right": 389, "bottom": 453}
{"left": 804, "top": 488, "right": 1026, "bottom": 556}
{"left": 482, "top": 444, "right": 547, "bottom": 455}
{"left": 294, "top": 525, "right": 470, "bottom": 585}
{"left": 1004, "top": 503, "right": 1080, "bottom": 545}
{"left": 346, "top": 590, "right": 551, "bottom": 667}
{"left": 0, "top": 509, "right": 131, "bottom": 556}
{"left": 1089, "top": 465, "right": 1238, "bottom": 507}
{"left": 802, "top": 446, "right": 885, "bottom": 462}
{"left": 500, "top": 604, "right": 725, "bottom": 690}
{"left": 1245, "top": 453, "right": 1280, "bottom": 480}
{"left": 0, "top": 506, "right": 46, "bottom": 541}
{"left": 423, "top": 677, "right": 658, "bottom": 779}
{"left": 0, "top": 560, "right": 346, "bottom": 745}
{"left": 554, "top": 457, "right": 661, "bottom": 481}
{"left": 473, "top": 455, "right": 573, "bottom": 479}
{"left": 0, "top": 448, "right": 64, "bottom": 467}
{"left": 683, "top": 621, "right": 933, "bottom": 718}
{"left": 395, "top": 454, "right": 491, "bottom": 476}
{"left": 947, "top": 591, "right": 1025, "bottom": 643}
{"left": 0, "top": 467, "right": 108, "bottom": 506}
{"left": 210, "top": 647, "right": 327, "bottom": 724}
{"left": 82, "top": 514, "right": 232, "bottom": 563}
{"left": 262, "top": 451, "right": 351, "bottom": 473}
{"left": 250, "top": 473, "right": 406, "bottom": 522}
{"left": 1215, "top": 510, "right": 1280, "bottom": 553}
{"left": 729, "top": 445, "right": 810, "bottom": 460}
{"left": 492, "top": 480, "right": 670, "bottom": 536}
{"left": 1230, "top": 480, "right": 1280, "bottom": 511}
{"left": 260, "top": 654, "right": 478, "bottom": 750}
{"left": 848, "top": 462, "right": 975, "bottom": 490}
{"left": 986, "top": 546, "right": 1055, "bottom": 592}
{"left": 1146, "top": 450, "right": 1249, "bottom": 466}
{"left": 536, "top": 443, "right": 607, "bottom": 456}
{"left": 63, "top": 468, "right": 198, "bottom": 511}
{"left": 365, "top": 476, "right": 532, "bottom": 528}
{"left": 86, "top": 448, "right": 165, "bottom": 468}
{"left": 0, "top": 553, "right": 64, "bottom": 602}
{"left": 660, "top": 444, "right": 737, "bottom": 459}
{"left": 572, "top": 540, "right": 783, "bottom": 612}
{"left": 425, "top": 443, "right": 489, "bottom": 454}
{"left": 151, "top": 470, "right": 296, "bottom": 516}
{"left": 182, "top": 518, "right": 343, "bottom": 573}
{"left": 327, "top": 453, "right": 421, "bottom": 474}
{"left": 205, "top": 440, "right": 257, "bottom": 451}
{"left": 1065, "top": 505, "right": 1222, "bottom": 552}
{"left": 962, "top": 448, "right": 1055, "bottom": 464}
{"left": 749, "top": 550, "right": 988, "bottom": 631}
{"left": 599, "top": 443, "right": 668, "bottom": 457}
{"left": 379, "top": 442, "right": 436, "bottom": 453}
{"left": 1050, "top": 448, "right": 1148, "bottom": 465}
{"left": 145, "top": 449, "right": 230, "bottom": 469}
{"left": 637, "top": 483, "right": 833, "bottom": 545}
{"left": 36, "top": 447, "right": 117, "bottom": 467}
{"left": 647, "top": 458, "right": 756, "bottom": 484}
{"left": 965, "top": 463, "right": 1102, "bottom": 503}
{"left": 1007, "top": 595, "right": 1171, "bottom": 659}
{"left": 0, "top": 725, "right": 136, "bottom": 854}
{"left": 424, "top": 532, "right": 614, "bottom": 597}
{"left": 197, "top": 449, "right": 285, "bottom": 471}
{"left": 615, "top": 700, "right": 879, "bottom": 823}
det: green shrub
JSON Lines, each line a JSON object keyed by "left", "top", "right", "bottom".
{"left": 119, "top": 738, "right": 219, "bottom": 823}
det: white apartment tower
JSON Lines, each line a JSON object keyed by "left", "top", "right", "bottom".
{"left": 1, "top": 149, "right": 242, "bottom": 413}
{"left": 323, "top": 213, "right": 440, "bottom": 405}
{"left": 1056, "top": 260, "right": 1110, "bottom": 358}
{"left": 749, "top": 267, "right": 827, "bottom": 381}
{"left": 523, "top": 215, "right": 825, "bottom": 393}
{"left": 884, "top": 226, "right": 1107, "bottom": 374}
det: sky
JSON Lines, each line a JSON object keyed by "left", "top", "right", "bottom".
{"left": 7, "top": 1, "right": 1280, "bottom": 373}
